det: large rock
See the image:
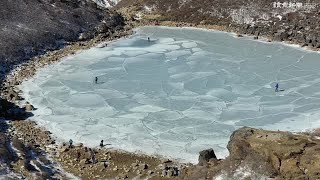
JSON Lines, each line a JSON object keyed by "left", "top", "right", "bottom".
{"left": 25, "top": 103, "right": 34, "bottom": 111}
{"left": 224, "top": 127, "right": 320, "bottom": 179}
{"left": 198, "top": 148, "right": 217, "bottom": 166}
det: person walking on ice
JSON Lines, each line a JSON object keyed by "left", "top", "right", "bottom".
{"left": 69, "top": 139, "right": 73, "bottom": 148}
{"left": 95, "top": 77, "right": 98, "bottom": 84}
{"left": 275, "top": 83, "right": 279, "bottom": 92}
{"left": 100, "top": 140, "right": 104, "bottom": 148}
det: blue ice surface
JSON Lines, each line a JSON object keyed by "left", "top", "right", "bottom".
{"left": 20, "top": 26, "right": 320, "bottom": 163}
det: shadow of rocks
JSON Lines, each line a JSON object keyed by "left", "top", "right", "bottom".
{"left": 0, "top": 98, "right": 33, "bottom": 176}
{"left": 0, "top": 97, "right": 66, "bottom": 179}
{"left": 0, "top": 98, "right": 33, "bottom": 120}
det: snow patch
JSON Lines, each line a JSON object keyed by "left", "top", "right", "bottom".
{"left": 91, "top": 0, "right": 121, "bottom": 8}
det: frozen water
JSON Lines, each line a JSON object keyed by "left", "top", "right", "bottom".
{"left": 20, "top": 26, "right": 320, "bottom": 163}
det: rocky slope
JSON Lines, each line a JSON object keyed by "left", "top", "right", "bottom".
{"left": 116, "top": 0, "right": 320, "bottom": 50}
{"left": 0, "top": 0, "right": 124, "bottom": 76}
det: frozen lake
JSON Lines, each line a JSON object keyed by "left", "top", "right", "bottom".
{"left": 21, "top": 27, "right": 320, "bottom": 163}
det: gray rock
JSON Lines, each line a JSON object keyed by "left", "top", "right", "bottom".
{"left": 274, "top": 30, "right": 289, "bottom": 41}
{"left": 140, "top": 163, "right": 148, "bottom": 170}
{"left": 198, "top": 148, "right": 217, "bottom": 166}
{"left": 161, "top": 170, "right": 167, "bottom": 177}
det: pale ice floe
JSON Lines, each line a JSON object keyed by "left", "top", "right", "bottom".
{"left": 20, "top": 26, "right": 320, "bottom": 163}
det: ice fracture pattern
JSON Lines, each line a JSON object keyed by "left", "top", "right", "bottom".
{"left": 21, "top": 27, "right": 320, "bottom": 163}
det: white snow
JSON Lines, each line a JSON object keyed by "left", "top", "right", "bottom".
{"left": 20, "top": 26, "right": 320, "bottom": 164}
{"left": 91, "top": 0, "right": 121, "bottom": 8}
{"left": 276, "top": 15, "right": 283, "bottom": 20}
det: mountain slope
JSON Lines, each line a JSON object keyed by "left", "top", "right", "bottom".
{"left": 0, "top": 0, "right": 124, "bottom": 66}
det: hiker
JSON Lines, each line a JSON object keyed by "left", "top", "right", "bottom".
{"left": 91, "top": 152, "right": 96, "bottom": 164}
{"left": 89, "top": 148, "right": 96, "bottom": 164}
{"left": 100, "top": 140, "right": 104, "bottom": 148}
{"left": 69, "top": 139, "right": 73, "bottom": 148}
{"left": 275, "top": 83, "right": 279, "bottom": 92}
{"left": 95, "top": 77, "right": 98, "bottom": 84}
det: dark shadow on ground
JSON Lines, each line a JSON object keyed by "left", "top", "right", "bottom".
{"left": 0, "top": 97, "right": 34, "bottom": 172}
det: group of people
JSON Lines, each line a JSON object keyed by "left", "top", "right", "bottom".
{"left": 68, "top": 139, "right": 106, "bottom": 165}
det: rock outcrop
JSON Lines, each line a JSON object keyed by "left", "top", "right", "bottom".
{"left": 187, "top": 127, "right": 320, "bottom": 179}
{"left": 198, "top": 148, "right": 217, "bottom": 166}
{"left": 224, "top": 127, "right": 320, "bottom": 179}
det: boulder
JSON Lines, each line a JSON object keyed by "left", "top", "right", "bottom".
{"left": 198, "top": 148, "right": 217, "bottom": 165}
{"left": 139, "top": 163, "right": 148, "bottom": 170}
{"left": 273, "top": 29, "right": 289, "bottom": 41}
{"left": 25, "top": 103, "right": 34, "bottom": 111}
{"left": 223, "top": 127, "right": 320, "bottom": 179}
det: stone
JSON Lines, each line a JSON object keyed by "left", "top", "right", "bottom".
{"left": 60, "top": 147, "right": 69, "bottom": 153}
{"left": 113, "top": 166, "right": 118, "bottom": 171}
{"left": 161, "top": 170, "right": 167, "bottom": 177}
{"left": 131, "top": 162, "right": 139, "bottom": 167}
{"left": 140, "top": 163, "right": 148, "bottom": 170}
{"left": 124, "top": 167, "right": 131, "bottom": 173}
{"left": 198, "top": 148, "right": 217, "bottom": 166}
{"left": 25, "top": 103, "right": 34, "bottom": 111}
{"left": 147, "top": 170, "right": 154, "bottom": 175}
{"left": 274, "top": 29, "right": 289, "bottom": 41}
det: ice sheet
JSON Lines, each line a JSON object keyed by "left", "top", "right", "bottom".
{"left": 20, "top": 26, "right": 320, "bottom": 164}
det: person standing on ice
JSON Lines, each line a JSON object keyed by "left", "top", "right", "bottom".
{"left": 95, "top": 77, "right": 98, "bottom": 84}
{"left": 69, "top": 139, "right": 73, "bottom": 148}
{"left": 100, "top": 140, "right": 104, "bottom": 148}
{"left": 275, "top": 83, "right": 279, "bottom": 92}
{"left": 148, "top": 37, "right": 150, "bottom": 42}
